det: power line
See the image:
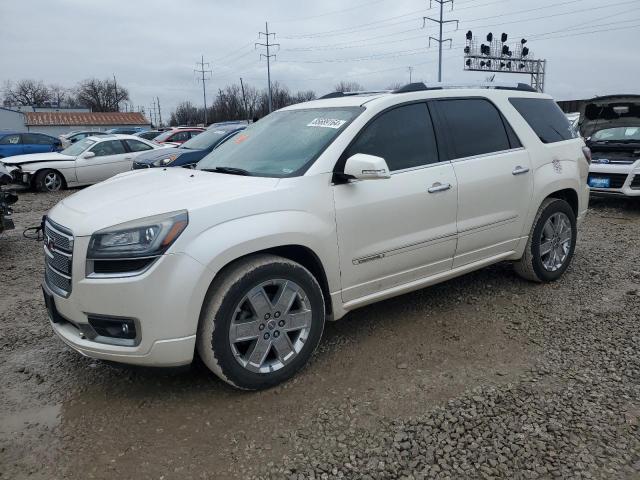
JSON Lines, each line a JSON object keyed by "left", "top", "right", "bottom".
{"left": 256, "top": 22, "right": 279, "bottom": 113}
{"left": 424, "top": 0, "right": 459, "bottom": 82}
{"left": 194, "top": 55, "right": 212, "bottom": 125}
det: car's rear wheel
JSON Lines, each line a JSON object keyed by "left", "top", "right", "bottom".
{"left": 514, "top": 197, "right": 577, "bottom": 282}
{"left": 197, "top": 254, "right": 325, "bottom": 390}
{"left": 34, "top": 169, "right": 64, "bottom": 192}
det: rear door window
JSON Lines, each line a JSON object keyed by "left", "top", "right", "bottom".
{"left": 436, "top": 98, "right": 511, "bottom": 159}
{"left": 509, "top": 97, "right": 578, "bottom": 143}
{"left": 125, "top": 139, "right": 153, "bottom": 152}
{"left": 23, "top": 133, "right": 54, "bottom": 145}
{"left": 344, "top": 103, "right": 439, "bottom": 171}
{"left": 91, "top": 140, "right": 127, "bottom": 157}
{"left": 171, "top": 131, "right": 190, "bottom": 142}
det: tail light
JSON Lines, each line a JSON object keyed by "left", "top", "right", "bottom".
{"left": 582, "top": 146, "right": 591, "bottom": 164}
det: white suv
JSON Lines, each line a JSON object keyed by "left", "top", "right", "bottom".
{"left": 42, "top": 83, "right": 590, "bottom": 390}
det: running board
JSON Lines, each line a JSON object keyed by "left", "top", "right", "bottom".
{"left": 342, "top": 251, "right": 516, "bottom": 312}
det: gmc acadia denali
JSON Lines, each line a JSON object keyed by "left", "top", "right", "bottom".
{"left": 42, "top": 83, "right": 590, "bottom": 390}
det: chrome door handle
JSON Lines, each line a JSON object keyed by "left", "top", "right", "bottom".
{"left": 512, "top": 166, "right": 530, "bottom": 175}
{"left": 124, "top": 156, "right": 133, "bottom": 160}
{"left": 428, "top": 182, "right": 451, "bottom": 193}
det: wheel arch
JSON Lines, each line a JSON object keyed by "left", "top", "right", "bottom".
{"left": 31, "top": 167, "right": 69, "bottom": 189}
{"left": 201, "top": 244, "right": 334, "bottom": 319}
{"left": 545, "top": 187, "right": 579, "bottom": 217}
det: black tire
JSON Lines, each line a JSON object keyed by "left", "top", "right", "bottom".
{"left": 34, "top": 169, "right": 64, "bottom": 192}
{"left": 514, "top": 197, "right": 577, "bottom": 282}
{"left": 197, "top": 254, "right": 326, "bottom": 390}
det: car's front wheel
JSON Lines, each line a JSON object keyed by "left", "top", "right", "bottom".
{"left": 197, "top": 254, "right": 326, "bottom": 390}
{"left": 34, "top": 169, "right": 64, "bottom": 192}
{"left": 514, "top": 197, "right": 577, "bottom": 282}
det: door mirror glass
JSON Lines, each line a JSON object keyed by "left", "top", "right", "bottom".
{"left": 82, "top": 151, "right": 96, "bottom": 159}
{"left": 343, "top": 153, "right": 391, "bottom": 180}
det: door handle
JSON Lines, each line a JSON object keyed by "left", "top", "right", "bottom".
{"left": 427, "top": 182, "right": 451, "bottom": 193}
{"left": 512, "top": 166, "right": 530, "bottom": 175}
{"left": 124, "top": 156, "right": 133, "bottom": 160}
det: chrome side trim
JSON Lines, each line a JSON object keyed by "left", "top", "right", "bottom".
{"left": 450, "top": 147, "right": 525, "bottom": 164}
{"left": 458, "top": 215, "right": 518, "bottom": 236}
{"left": 353, "top": 232, "right": 457, "bottom": 265}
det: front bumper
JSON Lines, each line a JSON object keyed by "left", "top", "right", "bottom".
{"left": 4, "top": 165, "right": 31, "bottom": 186}
{"left": 588, "top": 162, "right": 640, "bottom": 197}
{"left": 44, "top": 241, "right": 210, "bottom": 367}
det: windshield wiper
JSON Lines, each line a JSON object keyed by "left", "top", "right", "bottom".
{"left": 202, "top": 166, "right": 251, "bottom": 176}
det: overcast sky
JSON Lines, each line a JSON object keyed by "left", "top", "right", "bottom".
{"left": 1, "top": 0, "right": 639, "bottom": 116}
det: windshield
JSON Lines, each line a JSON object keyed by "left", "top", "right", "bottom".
{"left": 592, "top": 127, "right": 640, "bottom": 142}
{"left": 61, "top": 138, "right": 96, "bottom": 156}
{"left": 180, "top": 127, "right": 237, "bottom": 150}
{"left": 197, "top": 107, "right": 362, "bottom": 177}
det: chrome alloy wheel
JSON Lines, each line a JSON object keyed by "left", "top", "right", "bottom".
{"left": 539, "top": 212, "right": 572, "bottom": 272}
{"left": 44, "top": 172, "right": 62, "bottom": 191}
{"left": 228, "top": 279, "right": 313, "bottom": 374}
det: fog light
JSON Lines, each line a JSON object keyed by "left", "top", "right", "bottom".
{"left": 87, "top": 315, "right": 138, "bottom": 346}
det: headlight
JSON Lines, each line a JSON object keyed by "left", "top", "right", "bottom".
{"left": 87, "top": 210, "right": 188, "bottom": 259}
{"left": 153, "top": 154, "right": 178, "bottom": 167}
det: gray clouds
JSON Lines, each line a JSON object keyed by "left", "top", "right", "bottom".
{"left": 1, "top": 0, "right": 638, "bottom": 114}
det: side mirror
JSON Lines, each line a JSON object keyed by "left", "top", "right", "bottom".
{"left": 343, "top": 153, "right": 391, "bottom": 181}
{"left": 82, "top": 151, "right": 96, "bottom": 159}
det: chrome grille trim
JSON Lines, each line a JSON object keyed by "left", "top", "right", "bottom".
{"left": 44, "top": 219, "right": 74, "bottom": 297}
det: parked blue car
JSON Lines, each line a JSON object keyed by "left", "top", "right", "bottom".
{"left": 132, "top": 122, "right": 246, "bottom": 169}
{"left": 105, "top": 127, "right": 146, "bottom": 134}
{"left": 0, "top": 131, "right": 62, "bottom": 158}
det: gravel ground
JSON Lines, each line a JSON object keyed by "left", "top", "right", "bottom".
{"left": 1, "top": 190, "right": 639, "bottom": 480}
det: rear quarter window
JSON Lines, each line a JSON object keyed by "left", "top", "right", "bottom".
{"left": 509, "top": 97, "right": 578, "bottom": 143}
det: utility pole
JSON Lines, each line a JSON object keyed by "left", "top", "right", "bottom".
{"left": 150, "top": 99, "right": 157, "bottom": 127}
{"left": 156, "top": 97, "right": 162, "bottom": 127}
{"left": 423, "top": 0, "right": 459, "bottom": 82}
{"left": 256, "top": 22, "right": 279, "bottom": 113}
{"left": 407, "top": 66, "right": 414, "bottom": 83}
{"left": 113, "top": 74, "right": 119, "bottom": 112}
{"left": 194, "top": 55, "right": 212, "bottom": 125}
{"left": 239, "top": 77, "right": 249, "bottom": 121}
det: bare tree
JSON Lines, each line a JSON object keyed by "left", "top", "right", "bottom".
{"left": 169, "top": 101, "right": 200, "bottom": 126}
{"left": 385, "top": 82, "right": 403, "bottom": 90}
{"left": 333, "top": 81, "right": 365, "bottom": 93}
{"left": 168, "top": 82, "right": 318, "bottom": 126}
{"left": 2, "top": 79, "right": 52, "bottom": 106}
{"left": 48, "top": 84, "right": 69, "bottom": 107}
{"left": 72, "top": 78, "right": 130, "bottom": 112}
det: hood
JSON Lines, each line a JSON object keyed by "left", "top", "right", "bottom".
{"left": 579, "top": 95, "right": 640, "bottom": 137}
{"left": 133, "top": 146, "right": 184, "bottom": 164}
{"left": 1, "top": 152, "right": 74, "bottom": 166}
{"left": 48, "top": 167, "right": 280, "bottom": 236}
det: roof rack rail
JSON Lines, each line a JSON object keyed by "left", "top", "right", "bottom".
{"left": 318, "top": 90, "right": 391, "bottom": 99}
{"left": 392, "top": 81, "right": 538, "bottom": 94}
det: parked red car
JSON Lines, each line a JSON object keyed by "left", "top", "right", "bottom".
{"left": 153, "top": 127, "right": 205, "bottom": 146}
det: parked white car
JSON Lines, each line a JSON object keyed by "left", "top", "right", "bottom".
{"left": 2, "top": 135, "right": 166, "bottom": 192}
{"left": 42, "top": 83, "right": 590, "bottom": 390}
{"left": 580, "top": 95, "right": 640, "bottom": 197}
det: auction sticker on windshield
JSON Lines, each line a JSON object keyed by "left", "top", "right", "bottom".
{"left": 307, "top": 118, "right": 347, "bottom": 129}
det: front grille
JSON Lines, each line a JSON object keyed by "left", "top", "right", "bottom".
{"left": 631, "top": 175, "right": 640, "bottom": 190}
{"left": 588, "top": 173, "right": 629, "bottom": 189}
{"left": 44, "top": 220, "right": 74, "bottom": 297}
{"left": 132, "top": 162, "right": 151, "bottom": 170}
